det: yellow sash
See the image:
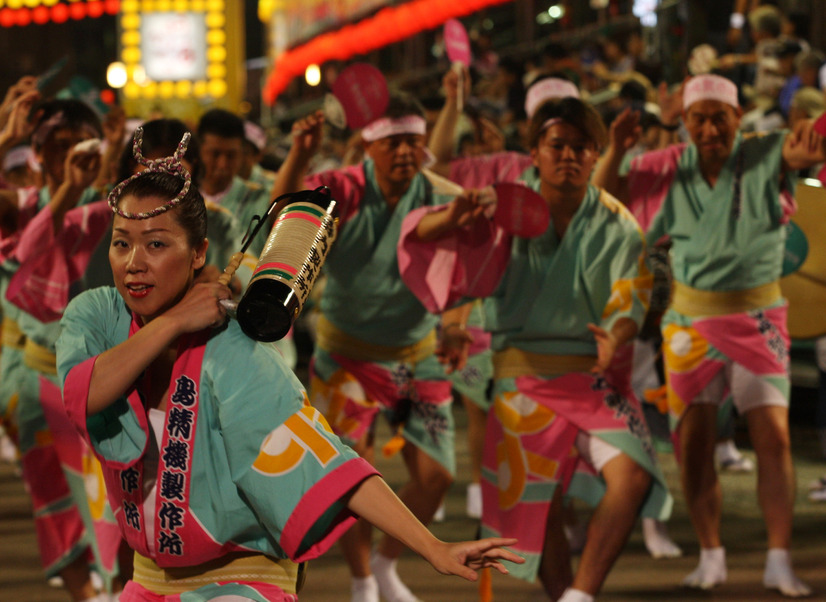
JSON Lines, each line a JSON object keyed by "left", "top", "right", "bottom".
{"left": 23, "top": 339, "right": 57, "bottom": 375}
{"left": 132, "top": 552, "right": 305, "bottom": 595}
{"left": 1, "top": 318, "right": 25, "bottom": 350}
{"left": 671, "top": 280, "right": 781, "bottom": 317}
{"left": 493, "top": 347, "right": 596, "bottom": 379}
{"left": 316, "top": 314, "right": 436, "bottom": 364}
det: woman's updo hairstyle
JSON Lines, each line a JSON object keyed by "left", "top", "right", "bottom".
{"left": 118, "top": 172, "right": 207, "bottom": 249}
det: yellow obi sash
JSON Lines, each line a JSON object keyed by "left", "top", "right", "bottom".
{"left": 23, "top": 339, "right": 57, "bottom": 375}
{"left": 2, "top": 318, "right": 25, "bottom": 350}
{"left": 132, "top": 551, "right": 305, "bottom": 596}
{"left": 316, "top": 314, "right": 436, "bottom": 364}
{"left": 493, "top": 347, "right": 596, "bottom": 379}
{"left": 671, "top": 281, "right": 782, "bottom": 317}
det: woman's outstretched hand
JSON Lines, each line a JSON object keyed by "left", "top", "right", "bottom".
{"left": 426, "top": 537, "right": 524, "bottom": 581}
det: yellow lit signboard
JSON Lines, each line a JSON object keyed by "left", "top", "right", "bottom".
{"left": 119, "top": 0, "right": 242, "bottom": 119}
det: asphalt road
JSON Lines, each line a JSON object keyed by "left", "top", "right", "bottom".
{"left": 2, "top": 389, "right": 825, "bottom": 601}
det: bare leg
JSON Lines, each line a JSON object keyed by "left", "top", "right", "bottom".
{"left": 60, "top": 554, "right": 96, "bottom": 601}
{"left": 746, "top": 405, "right": 794, "bottom": 549}
{"left": 538, "top": 487, "right": 573, "bottom": 600}
{"left": 570, "top": 453, "right": 651, "bottom": 595}
{"left": 678, "top": 403, "right": 727, "bottom": 589}
{"left": 462, "top": 395, "right": 487, "bottom": 519}
{"left": 746, "top": 405, "right": 811, "bottom": 597}
{"left": 678, "top": 404, "right": 721, "bottom": 549}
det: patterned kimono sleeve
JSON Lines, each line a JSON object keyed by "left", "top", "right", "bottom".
{"left": 304, "top": 164, "right": 365, "bottom": 226}
{"left": 751, "top": 131, "right": 796, "bottom": 225}
{"left": 57, "top": 288, "right": 147, "bottom": 467}
{"left": 600, "top": 214, "right": 652, "bottom": 333}
{"left": 210, "top": 332, "right": 378, "bottom": 562}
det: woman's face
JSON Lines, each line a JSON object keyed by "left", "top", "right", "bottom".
{"left": 110, "top": 194, "right": 206, "bottom": 323}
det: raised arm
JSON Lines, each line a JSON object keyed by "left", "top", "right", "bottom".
{"left": 93, "top": 106, "right": 126, "bottom": 193}
{"left": 0, "top": 75, "right": 37, "bottom": 133}
{"left": 347, "top": 475, "right": 523, "bottom": 580}
{"left": 48, "top": 142, "right": 102, "bottom": 232}
{"left": 428, "top": 66, "right": 471, "bottom": 176}
{"left": 591, "top": 107, "right": 640, "bottom": 202}
{"left": 270, "top": 110, "right": 325, "bottom": 206}
{"left": 782, "top": 116, "right": 826, "bottom": 172}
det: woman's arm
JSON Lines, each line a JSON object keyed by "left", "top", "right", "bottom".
{"left": 347, "top": 475, "right": 523, "bottom": 580}
{"left": 86, "top": 282, "right": 230, "bottom": 415}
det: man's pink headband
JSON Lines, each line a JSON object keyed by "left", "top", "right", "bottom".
{"left": 525, "top": 78, "right": 580, "bottom": 118}
{"left": 683, "top": 75, "right": 739, "bottom": 110}
{"left": 361, "top": 115, "right": 427, "bottom": 142}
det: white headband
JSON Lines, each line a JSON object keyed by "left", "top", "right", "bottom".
{"left": 525, "top": 78, "right": 580, "bottom": 118}
{"left": 361, "top": 115, "right": 427, "bottom": 142}
{"left": 683, "top": 75, "right": 739, "bottom": 110}
{"left": 539, "top": 117, "right": 564, "bottom": 134}
{"left": 244, "top": 120, "right": 267, "bottom": 151}
{"left": 3, "top": 146, "right": 35, "bottom": 172}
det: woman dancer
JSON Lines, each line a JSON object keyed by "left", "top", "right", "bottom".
{"left": 56, "top": 130, "right": 521, "bottom": 601}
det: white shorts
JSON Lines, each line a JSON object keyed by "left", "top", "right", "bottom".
{"left": 575, "top": 431, "right": 622, "bottom": 473}
{"left": 692, "top": 358, "right": 788, "bottom": 413}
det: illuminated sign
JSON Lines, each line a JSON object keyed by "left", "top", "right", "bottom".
{"left": 141, "top": 12, "right": 207, "bottom": 81}
{"left": 120, "top": 0, "right": 228, "bottom": 100}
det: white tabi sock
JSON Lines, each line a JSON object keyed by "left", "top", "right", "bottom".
{"left": 682, "top": 546, "right": 727, "bottom": 589}
{"left": 557, "top": 588, "right": 595, "bottom": 602}
{"left": 642, "top": 517, "right": 683, "bottom": 559}
{"left": 369, "top": 551, "right": 422, "bottom": 602}
{"left": 351, "top": 575, "right": 380, "bottom": 602}
{"left": 466, "top": 482, "right": 482, "bottom": 519}
{"left": 764, "top": 548, "right": 812, "bottom": 598}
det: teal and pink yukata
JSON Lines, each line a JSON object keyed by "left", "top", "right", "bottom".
{"left": 3, "top": 182, "right": 255, "bottom": 588}
{"left": 57, "top": 287, "right": 378, "bottom": 601}
{"left": 399, "top": 183, "right": 672, "bottom": 581}
{"left": 627, "top": 132, "right": 796, "bottom": 435}
{"left": 304, "top": 160, "right": 456, "bottom": 472}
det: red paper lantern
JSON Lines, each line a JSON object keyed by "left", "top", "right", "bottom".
{"left": 88, "top": 1, "right": 104, "bottom": 18}
{"left": 105, "top": 0, "right": 120, "bottom": 15}
{"left": 0, "top": 9, "right": 14, "bottom": 28}
{"left": 263, "top": 0, "right": 513, "bottom": 104}
{"left": 51, "top": 4, "right": 69, "bottom": 23}
{"left": 32, "top": 6, "right": 50, "bottom": 24}
{"left": 70, "top": 2, "right": 87, "bottom": 20}
{"left": 15, "top": 8, "right": 31, "bottom": 27}
{"left": 99, "top": 89, "right": 116, "bottom": 105}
